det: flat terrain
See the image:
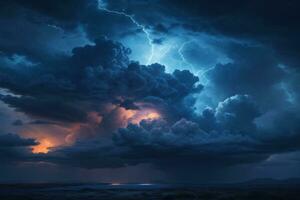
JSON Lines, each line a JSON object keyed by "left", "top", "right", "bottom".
{"left": 0, "top": 183, "right": 299, "bottom": 200}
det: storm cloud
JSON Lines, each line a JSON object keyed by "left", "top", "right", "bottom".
{"left": 0, "top": 0, "right": 300, "bottom": 182}
{"left": 0, "top": 133, "right": 38, "bottom": 162}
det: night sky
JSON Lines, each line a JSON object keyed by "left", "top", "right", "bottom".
{"left": 0, "top": 0, "right": 300, "bottom": 183}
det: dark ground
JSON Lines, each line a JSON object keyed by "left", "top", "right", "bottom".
{"left": 0, "top": 182, "right": 299, "bottom": 200}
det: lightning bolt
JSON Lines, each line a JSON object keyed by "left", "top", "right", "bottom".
{"left": 197, "top": 66, "right": 215, "bottom": 84}
{"left": 97, "top": 1, "right": 214, "bottom": 84}
{"left": 177, "top": 40, "right": 196, "bottom": 71}
{"left": 177, "top": 40, "right": 215, "bottom": 85}
{"left": 155, "top": 44, "right": 173, "bottom": 62}
{"left": 98, "top": 2, "right": 154, "bottom": 65}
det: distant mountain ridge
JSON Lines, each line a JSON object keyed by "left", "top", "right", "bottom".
{"left": 234, "top": 178, "right": 300, "bottom": 188}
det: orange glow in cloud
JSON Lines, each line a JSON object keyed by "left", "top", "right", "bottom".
{"left": 87, "top": 111, "right": 103, "bottom": 125}
{"left": 20, "top": 107, "right": 160, "bottom": 154}
{"left": 120, "top": 107, "right": 161, "bottom": 126}
{"left": 21, "top": 125, "right": 70, "bottom": 154}
{"left": 32, "top": 138, "right": 54, "bottom": 154}
{"left": 21, "top": 111, "right": 104, "bottom": 154}
{"left": 130, "top": 110, "right": 160, "bottom": 124}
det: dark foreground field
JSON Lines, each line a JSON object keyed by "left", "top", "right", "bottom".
{"left": 0, "top": 182, "right": 300, "bottom": 200}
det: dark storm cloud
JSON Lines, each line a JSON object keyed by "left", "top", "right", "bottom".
{"left": 0, "top": 38, "right": 298, "bottom": 171}
{"left": 0, "top": 38, "right": 130, "bottom": 122}
{"left": 40, "top": 95, "right": 273, "bottom": 169}
{"left": 0, "top": 133, "right": 37, "bottom": 147}
{"left": 113, "top": 117, "right": 258, "bottom": 159}
{"left": 6, "top": 0, "right": 142, "bottom": 41}
{"left": 44, "top": 119, "right": 259, "bottom": 169}
{"left": 0, "top": 133, "right": 37, "bottom": 163}
{"left": 215, "top": 95, "right": 260, "bottom": 133}
{"left": 11, "top": 0, "right": 299, "bottom": 71}
{"left": 12, "top": 119, "right": 23, "bottom": 126}
{"left": 119, "top": 99, "right": 139, "bottom": 110}
{"left": 0, "top": 0, "right": 97, "bottom": 29}
{"left": 28, "top": 120, "right": 61, "bottom": 125}
{"left": 0, "top": 0, "right": 132, "bottom": 61}
{"left": 42, "top": 91, "right": 300, "bottom": 169}
{"left": 1, "top": 95, "right": 88, "bottom": 123}
{"left": 0, "top": 37, "right": 200, "bottom": 123}
{"left": 258, "top": 111, "right": 300, "bottom": 153}
{"left": 153, "top": 24, "right": 169, "bottom": 34}
{"left": 207, "top": 44, "right": 287, "bottom": 111}
{"left": 13, "top": 119, "right": 60, "bottom": 126}
{"left": 0, "top": 0, "right": 91, "bottom": 62}
{"left": 159, "top": 0, "right": 300, "bottom": 69}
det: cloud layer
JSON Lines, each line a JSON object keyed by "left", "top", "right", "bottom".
{"left": 0, "top": 0, "right": 300, "bottom": 182}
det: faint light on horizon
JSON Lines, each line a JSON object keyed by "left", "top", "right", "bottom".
{"left": 111, "top": 183, "right": 122, "bottom": 186}
{"left": 139, "top": 183, "right": 153, "bottom": 186}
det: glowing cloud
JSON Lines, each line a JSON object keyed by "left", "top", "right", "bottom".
{"left": 31, "top": 138, "right": 54, "bottom": 154}
{"left": 120, "top": 108, "right": 161, "bottom": 125}
{"left": 20, "top": 123, "right": 74, "bottom": 154}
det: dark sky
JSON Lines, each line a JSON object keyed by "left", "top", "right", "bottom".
{"left": 0, "top": 0, "right": 300, "bottom": 183}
